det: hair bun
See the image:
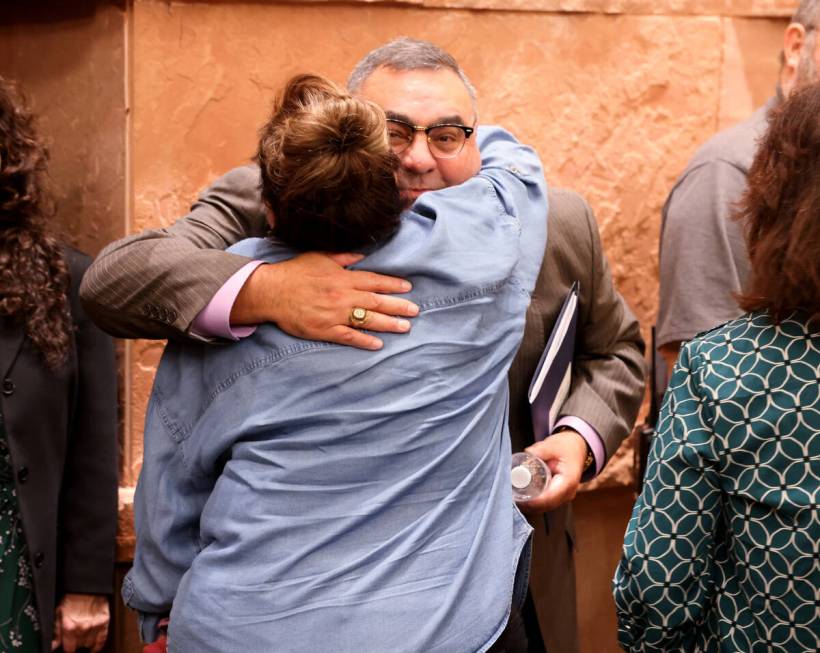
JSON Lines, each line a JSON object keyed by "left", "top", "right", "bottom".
{"left": 257, "top": 73, "right": 401, "bottom": 252}
{"left": 326, "top": 111, "right": 367, "bottom": 153}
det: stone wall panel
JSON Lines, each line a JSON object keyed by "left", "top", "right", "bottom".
{"left": 0, "top": 1, "right": 126, "bottom": 256}
{"left": 186, "top": 0, "right": 798, "bottom": 18}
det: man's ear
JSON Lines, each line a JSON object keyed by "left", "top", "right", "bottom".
{"left": 781, "top": 23, "right": 809, "bottom": 95}
{"left": 266, "top": 208, "right": 276, "bottom": 228}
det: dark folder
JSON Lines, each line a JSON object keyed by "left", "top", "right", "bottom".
{"left": 528, "top": 282, "right": 580, "bottom": 441}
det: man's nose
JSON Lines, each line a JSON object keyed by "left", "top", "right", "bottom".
{"left": 400, "top": 132, "right": 437, "bottom": 174}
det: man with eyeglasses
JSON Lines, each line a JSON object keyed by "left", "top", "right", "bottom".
{"left": 657, "top": 1, "right": 820, "bottom": 378}
{"left": 83, "top": 38, "right": 644, "bottom": 652}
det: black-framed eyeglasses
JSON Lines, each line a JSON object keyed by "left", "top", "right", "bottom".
{"left": 386, "top": 119, "right": 474, "bottom": 159}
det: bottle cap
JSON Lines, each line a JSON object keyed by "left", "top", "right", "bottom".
{"left": 511, "top": 465, "right": 532, "bottom": 489}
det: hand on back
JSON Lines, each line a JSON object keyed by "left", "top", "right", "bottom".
{"left": 231, "top": 252, "right": 419, "bottom": 350}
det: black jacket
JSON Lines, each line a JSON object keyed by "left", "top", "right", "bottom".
{"left": 0, "top": 246, "right": 117, "bottom": 653}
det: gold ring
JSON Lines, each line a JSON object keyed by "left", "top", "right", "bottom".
{"left": 349, "top": 306, "right": 370, "bottom": 328}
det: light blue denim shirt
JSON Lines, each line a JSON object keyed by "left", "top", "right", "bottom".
{"left": 124, "top": 127, "right": 548, "bottom": 653}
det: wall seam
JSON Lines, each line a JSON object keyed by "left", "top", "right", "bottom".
{"left": 123, "top": 0, "right": 135, "bottom": 489}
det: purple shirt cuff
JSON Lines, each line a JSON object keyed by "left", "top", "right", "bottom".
{"left": 190, "top": 261, "right": 264, "bottom": 341}
{"left": 552, "top": 416, "right": 605, "bottom": 479}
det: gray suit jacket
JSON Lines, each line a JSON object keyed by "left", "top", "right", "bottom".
{"left": 81, "top": 167, "right": 645, "bottom": 652}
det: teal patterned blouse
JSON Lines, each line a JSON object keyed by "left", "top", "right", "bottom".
{"left": 613, "top": 311, "right": 819, "bottom": 652}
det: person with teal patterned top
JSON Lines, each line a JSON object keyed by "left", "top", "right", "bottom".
{"left": 613, "top": 82, "right": 820, "bottom": 652}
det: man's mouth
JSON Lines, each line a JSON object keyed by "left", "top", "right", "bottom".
{"left": 400, "top": 188, "right": 431, "bottom": 202}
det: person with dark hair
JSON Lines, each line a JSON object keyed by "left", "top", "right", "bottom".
{"left": 88, "top": 37, "right": 645, "bottom": 652}
{"left": 613, "top": 82, "right": 820, "bottom": 653}
{"left": 657, "top": 0, "right": 820, "bottom": 378}
{"left": 0, "top": 77, "right": 117, "bottom": 653}
{"left": 125, "top": 72, "right": 549, "bottom": 652}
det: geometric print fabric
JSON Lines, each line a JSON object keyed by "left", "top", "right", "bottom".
{"left": 614, "top": 311, "right": 820, "bottom": 652}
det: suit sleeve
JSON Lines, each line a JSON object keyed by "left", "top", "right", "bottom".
{"left": 59, "top": 256, "right": 119, "bottom": 595}
{"left": 557, "top": 195, "right": 646, "bottom": 463}
{"left": 79, "top": 166, "right": 268, "bottom": 340}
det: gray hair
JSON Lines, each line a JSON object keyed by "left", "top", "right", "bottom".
{"left": 778, "top": 0, "right": 820, "bottom": 87}
{"left": 792, "top": 0, "right": 820, "bottom": 27}
{"left": 347, "top": 37, "right": 478, "bottom": 112}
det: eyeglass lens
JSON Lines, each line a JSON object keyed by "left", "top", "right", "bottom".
{"left": 387, "top": 122, "right": 467, "bottom": 158}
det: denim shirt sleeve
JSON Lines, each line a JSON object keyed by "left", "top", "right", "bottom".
{"left": 123, "top": 376, "right": 218, "bottom": 641}
{"left": 477, "top": 125, "right": 548, "bottom": 288}
{"left": 409, "top": 125, "right": 548, "bottom": 296}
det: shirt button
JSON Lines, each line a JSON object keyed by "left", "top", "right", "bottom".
{"left": 17, "top": 467, "right": 28, "bottom": 483}
{"left": 34, "top": 551, "right": 45, "bottom": 568}
{"left": 2, "top": 379, "right": 14, "bottom": 396}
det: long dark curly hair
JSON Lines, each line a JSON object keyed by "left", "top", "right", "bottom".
{"left": 736, "top": 82, "right": 820, "bottom": 323}
{"left": 0, "top": 77, "right": 71, "bottom": 369}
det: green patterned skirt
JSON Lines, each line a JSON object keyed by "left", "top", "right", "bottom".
{"left": 0, "top": 418, "right": 40, "bottom": 652}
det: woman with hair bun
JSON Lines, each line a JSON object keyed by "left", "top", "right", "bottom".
{"left": 256, "top": 74, "right": 403, "bottom": 253}
{"left": 0, "top": 77, "right": 117, "bottom": 653}
{"left": 614, "top": 82, "right": 820, "bottom": 653}
{"left": 127, "top": 73, "right": 548, "bottom": 653}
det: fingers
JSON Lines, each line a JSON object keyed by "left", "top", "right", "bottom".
{"left": 353, "top": 311, "right": 412, "bottom": 335}
{"left": 348, "top": 269, "right": 413, "bottom": 295}
{"left": 363, "top": 292, "right": 420, "bottom": 319}
{"left": 348, "top": 291, "right": 419, "bottom": 324}
{"left": 322, "top": 252, "right": 415, "bottom": 296}
{"left": 250, "top": 252, "right": 419, "bottom": 347}
{"left": 518, "top": 472, "right": 576, "bottom": 514}
{"left": 60, "top": 620, "right": 109, "bottom": 653}
{"left": 516, "top": 432, "right": 587, "bottom": 514}
{"left": 91, "top": 623, "right": 110, "bottom": 653}
{"left": 52, "top": 609, "right": 62, "bottom": 651}
{"left": 61, "top": 624, "right": 78, "bottom": 653}
{"left": 343, "top": 290, "right": 418, "bottom": 337}
{"left": 325, "top": 325, "right": 384, "bottom": 351}
{"left": 54, "top": 596, "right": 110, "bottom": 653}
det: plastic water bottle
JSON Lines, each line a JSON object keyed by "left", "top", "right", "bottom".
{"left": 511, "top": 452, "right": 551, "bottom": 502}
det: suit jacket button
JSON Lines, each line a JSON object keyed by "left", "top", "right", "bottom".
{"left": 34, "top": 551, "right": 44, "bottom": 568}
{"left": 17, "top": 466, "right": 28, "bottom": 483}
{"left": 2, "top": 379, "right": 14, "bottom": 396}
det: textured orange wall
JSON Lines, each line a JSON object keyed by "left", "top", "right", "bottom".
{"left": 124, "top": 0, "right": 788, "bottom": 495}
{"left": 0, "top": 2, "right": 126, "bottom": 256}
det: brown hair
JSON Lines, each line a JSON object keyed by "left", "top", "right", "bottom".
{"left": 735, "top": 82, "right": 820, "bottom": 322}
{"left": 257, "top": 74, "right": 402, "bottom": 252}
{"left": 0, "top": 77, "right": 71, "bottom": 369}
